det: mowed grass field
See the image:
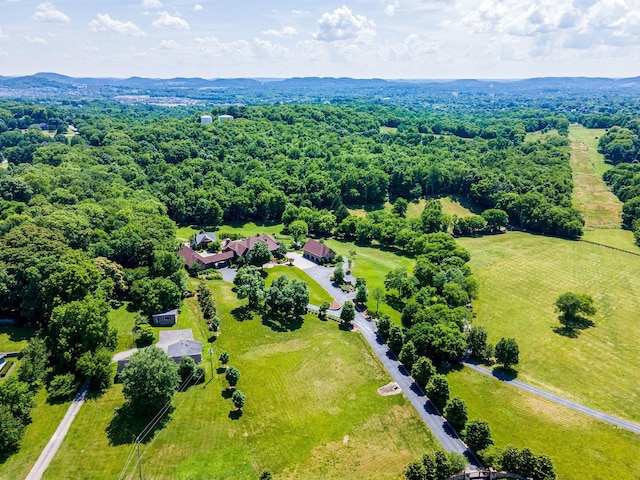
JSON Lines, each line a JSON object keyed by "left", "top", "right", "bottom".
{"left": 569, "top": 125, "right": 622, "bottom": 230}
{"left": 265, "top": 266, "right": 334, "bottom": 306}
{"left": 44, "top": 281, "right": 439, "bottom": 479}
{"left": 458, "top": 231, "right": 640, "bottom": 422}
{"left": 324, "top": 239, "right": 414, "bottom": 323}
{"left": 446, "top": 367, "right": 640, "bottom": 479}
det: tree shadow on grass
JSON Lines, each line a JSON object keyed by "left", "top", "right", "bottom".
{"left": 216, "top": 367, "right": 227, "bottom": 375}
{"left": 338, "top": 322, "right": 353, "bottom": 331}
{"left": 491, "top": 366, "right": 518, "bottom": 381}
{"left": 261, "top": 313, "right": 303, "bottom": 332}
{"left": 0, "top": 445, "right": 18, "bottom": 466}
{"left": 0, "top": 325, "right": 34, "bottom": 343}
{"left": 231, "top": 305, "right": 254, "bottom": 322}
{"left": 221, "top": 388, "right": 233, "bottom": 399}
{"left": 228, "top": 409, "right": 243, "bottom": 420}
{"left": 553, "top": 315, "right": 595, "bottom": 338}
{"left": 384, "top": 294, "right": 405, "bottom": 312}
{"left": 106, "top": 403, "right": 173, "bottom": 446}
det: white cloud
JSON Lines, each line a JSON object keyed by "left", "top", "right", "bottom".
{"left": 142, "top": 0, "right": 162, "bottom": 7}
{"left": 193, "top": 4, "right": 203, "bottom": 12}
{"left": 153, "top": 11, "right": 190, "bottom": 30}
{"left": 314, "top": 5, "right": 376, "bottom": 42}
{"left": 385, "top": 0, "right": 400, "bottom": 16}
{"left": 262, "top": 26, "right": 297, "bottom": 37}
{"left": 33, "top": 2, "right": 69, "bottom": 24}
{"left": 89, "top": 13, "right": 146, "bottom": 37}
{"left": 25, "top": 36, "right": 47, "bottom": 44}
{"left": 0, "top": 28, "right": 9, "bottom": 41}
{"left": 295, "top": 40, "right": 330, "bottom": 62}
{"left": 253, "top": 38, "right": 290, "bottom": 58}
{"left": 195, "top": 36, "right": 253, "bottom": 57}
{"left": 158, "top": 39, "right": 177, "bottom": 50}
{"left": 384, "top": 34, "right": 438, "bottom": 61}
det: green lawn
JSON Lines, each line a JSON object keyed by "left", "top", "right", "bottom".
{"left": 458, "top": 231, "right": 640, "bottom": 422}
{"left": 582, "top": 229, "right": 639, "bottom": 252}
{"left": 44, "top": 281, "right": 439, "bottom": 479}
{"left": 324, "top": 240, "right": 414, "bottom": 323}
{"left": 177, "top": 222, "right": 288, "bottom": 244}
{"left": 109, "top": 304, "right": 137, "bottom": 353}
{"left": 0, "top": 325, "right": 34, "bottom": 382}
{"left": 265, "top": 266, "right": 334, "bottom": 306}
{"left": 446, "top": 367, "right": 640, "bottom": 480}
{"left": 569, "top": 125, "right": 622, "bottom": 229}
{"left": 0, "top": 389, "right": 72, "bottom": 479}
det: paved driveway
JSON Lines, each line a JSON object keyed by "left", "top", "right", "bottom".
{"left": 300, "top": 261, "right": 479, "bottom": 465}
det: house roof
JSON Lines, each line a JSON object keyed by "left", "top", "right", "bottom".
{"left": 200, "top": 250, "right": 235, "bottom": 263}
{"left": 303, "top": 239, "right": 334, "bottom": 259}
{"left": 195, "top": 231, "right": 217, "bottom": 246}
{"left": 223, "top": 234, "right": 280, "bottom": 257}
{"left": 152, "top": 308, "right": 178, "bottom": 318}
{"left": 178, "top": 245, "right": 201, "bottom": 267}
{"left": 166, "top": 339, "right": 202, "bottom": 359}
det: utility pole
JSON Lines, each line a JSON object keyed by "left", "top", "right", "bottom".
{"left": 209, "top": 347, "right": 214, "bottom": 380}
{"left": 136, "top": 437, "right": 142, "bottom": 480}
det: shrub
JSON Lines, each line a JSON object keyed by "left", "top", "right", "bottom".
{"left": 48, "top": 373, "right": 79, "bottom": 400}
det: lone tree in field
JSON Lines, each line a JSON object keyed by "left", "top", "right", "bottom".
{"left": 554, "top": 292, "right": 597, "bottom": 327}
{"left": 120, "top": 346, "right": 180, "bottom": 414}
{"left": 495, "top": 337, "right": 519, "bottom": 369}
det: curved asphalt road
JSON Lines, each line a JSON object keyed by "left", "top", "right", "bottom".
{"left": 462, "top": 360, "right": 640, "bottom": 435}
{"left": 302, "top": 260, "right": 481, "bottom": 466}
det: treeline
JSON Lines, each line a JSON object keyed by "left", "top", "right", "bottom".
{"left": 603, "top": 163, "right": 640, "bottom": 244}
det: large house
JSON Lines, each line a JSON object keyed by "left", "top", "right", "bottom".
{"left": 193, "top": 231, "right": 217, "bottom": 249}
{"left": 302, "top": 239, "right": 335, "bottom": 264}
{"left": 178, "top": 233, "right": 280, "bottom": 270}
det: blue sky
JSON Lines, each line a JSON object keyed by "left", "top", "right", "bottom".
{"left": 1, "top": 0, "right": 639, "bottom": 79}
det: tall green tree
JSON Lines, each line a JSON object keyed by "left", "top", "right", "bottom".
{"left": 248, "top": 241, "right": 273, "bottom": 267}
{"left": 47, "top": 294, "right": 117, "bottom": 372}
{"left": 425, "top": 374, "right": 450, "bottom": 412}
{"left": 465, "top": 419, "right": 493, "bottom": 452}
{"left": 234, "top": 266, "right": 266, "bottom": 310}
{"left": 120, "top": 346, "right": 180, "bottom": 413}
{"left": 340, "top": 301, "right": 356, "bottom": 325}
{"left": 495, "top": 337, "right": 519, "bottom": 369}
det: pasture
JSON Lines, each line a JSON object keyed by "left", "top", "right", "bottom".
{"left": 568, "top": 125, "right": 622, "bottom": 230}
{"left": 43, "top": 281, "right": 439, "bottom": 479}
{"left": 458, "top": 231, "right": 640, "bottom": 422}
{"left": 446, "top": 366, "right": 640, "bottom": 480}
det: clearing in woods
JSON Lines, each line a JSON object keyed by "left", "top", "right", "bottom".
{"left": 568, "top": 125, "right": 622, "bottom": 230}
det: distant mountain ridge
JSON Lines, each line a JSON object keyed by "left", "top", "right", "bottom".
{"left": 1, "top": 72, "right": 640, "bottom": 104}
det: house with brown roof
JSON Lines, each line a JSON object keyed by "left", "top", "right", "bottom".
{"left": 302, "top": 239, "right": 335, "bottom": 264}
{"left": 222, "top": 234, "right": 280, "bottom": 259}
{"left": 178, "top": 233, "right": 280, "bottom": 270}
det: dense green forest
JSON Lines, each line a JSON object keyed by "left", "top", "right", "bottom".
{"left": 1, "top": 97, "right": 634, "bottom": 457}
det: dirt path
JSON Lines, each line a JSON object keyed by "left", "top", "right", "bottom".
{"left": 569, "top": 127, "right": 622, "bottom": 229}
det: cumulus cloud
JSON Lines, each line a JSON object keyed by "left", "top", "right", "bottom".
{"left": 193, "top": 4, "right": 203, "bottom": 12}
{"left": 195, "top": 36, "right": 253, "bottom": 57}
{"left": 313, "top": 5, "right": 376, "bottom": 42}
{"left": 89, "top": 13, "right": 146, "bottom": 37}
{"left": 384, "top": 34, "right": 438, "bottom": 61}
{"left": 25, "top": 36, "right": 47, "bottom": 44}
{"left": 142, "top": 0, "right": 162, "bottom": 7}
{"left": 33, "top": 2, "right": 69, "bottom": 24}
{"left": 253, "top": 38, "right": 290, "bottom": 58}
{"left": 158, "top": 39, "right": 177, "bottom": 50}
{"left": 0, "top": 28, "right": 9, "bottom": 41}
{"left": 385, "top": 0, "right": 400, "bottom": 16}
{"left": 153, "top": 11, "right": 190, "bottom": 30}
{"left": 262, "top": 26, "right": 297, "bottom": 37}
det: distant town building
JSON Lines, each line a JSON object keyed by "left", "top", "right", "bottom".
{"left": 218, "top": 114, "right": 234, "bottom": 121}
{"left": 200, "top": 115, "right": 213, "bottom": 124}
